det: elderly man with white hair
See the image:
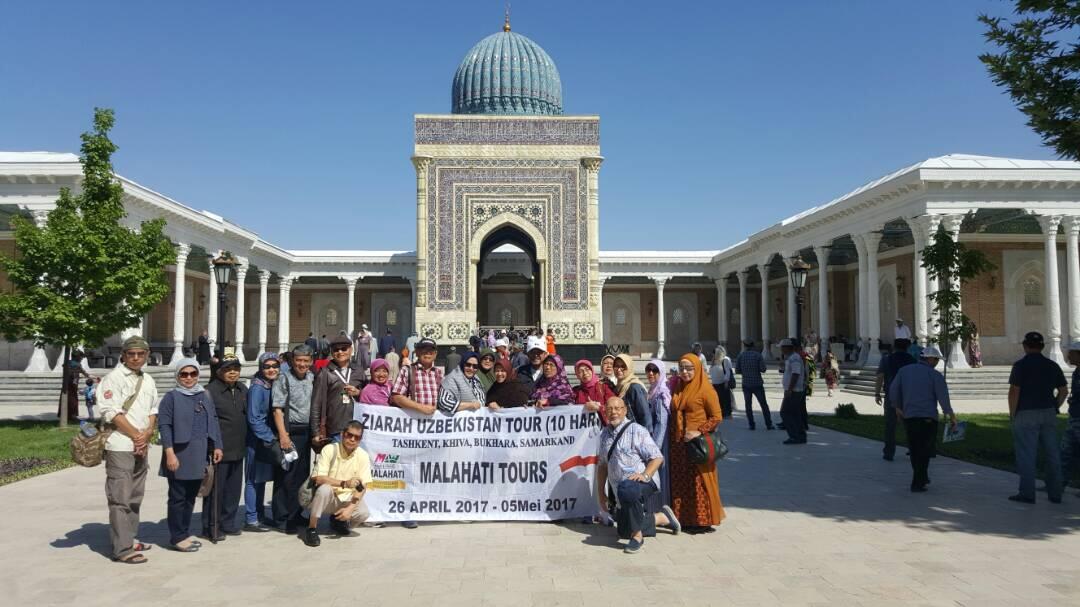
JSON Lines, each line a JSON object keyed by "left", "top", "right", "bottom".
{"left": 889, "top": 345, "right": 958, "bottom": 493}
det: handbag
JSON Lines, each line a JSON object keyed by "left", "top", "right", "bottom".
{"left": 70, "top": 373, "right": 144, "bottom": 467}
{"left": 724, "top": 359, "right": 736, "bottom": 391}
{"left": 197, "top": 461, "right": 216, "bottom": 498}
{"left": 686, "top": 428, "right": 729, "bottom": 465}
{"left": 255, "top": 439, "right": 285, "bottom": 466}
{"left": 299, "top": 443, "right": 338, "bottom": 508}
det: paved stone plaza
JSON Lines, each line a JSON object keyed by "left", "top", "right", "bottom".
{"left": 3, "top": 407, "right": 1080, "bottom": 607}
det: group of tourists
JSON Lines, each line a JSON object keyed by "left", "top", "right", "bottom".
{"left": 94, "top": 329, "right": 727, "bottom": 563}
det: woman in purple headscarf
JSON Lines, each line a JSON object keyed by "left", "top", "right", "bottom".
{"left": 531, "top": 354, "right": 573, "bottom": 407}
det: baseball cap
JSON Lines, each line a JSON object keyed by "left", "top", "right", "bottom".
{"left": 329, "top": 334, "right": 352, "bottom": 348}
{"left": 1023, "top": 331, "right": 1045, "bottom": 347}
{"left": 526, "top": 336, "right": 546, "bottom": 353}
{"left": 415, "top": 337, "right": 437, "bottom": 351}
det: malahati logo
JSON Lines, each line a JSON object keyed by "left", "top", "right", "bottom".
{"left": 374, "top": 453, "right": 399, "bottom": 464}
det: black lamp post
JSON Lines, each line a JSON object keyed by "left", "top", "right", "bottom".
{"left": 789, "top": 255, "right": 811, "bottom": 344}
{"left": 211, "top": 253, "right": 237, "bottom": 360}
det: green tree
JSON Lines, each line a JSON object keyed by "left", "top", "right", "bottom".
{"left": 921, "top": 224, "right": 996, "bottom": 378}
{"left": 980, "top": 1, "right": 1080, "bottom": 160}
{"left": 0, "top": 108, "right": 175, "bottom": 426}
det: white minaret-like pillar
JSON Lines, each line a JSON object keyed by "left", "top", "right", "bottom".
{"left": 169, "top": 243, "right": 191, "bottom": 365}
{"left": 24, "top": 211, "right": 55, "bottom": 373}
{"left": 1065, "top": 216, "right": 1080, "bottom": 344}
{"left": 715, "top": 277, "right": 728, "bottom": 347}
{"left": 345, "top": 277, "right": 358, "bottom": 339}
{"left": 738, "top": 270, "right": 749, "bottom": 346}
{"left": 853, "top": 237, "right": 868, "bottom": 366}
{"left": 813, "top": 244, "right": 830, "bottom": 357}
{"left": 861, "top": 231, "right": 884, "bottom": 368}
{"left": 654, "top": 276, "right": 668, "bottom": 360}
{"left": 759, "top": 262, "right": 772, "bottom": 360}
{"left": 941, "top": 214, "right": 971, "bottom": 369}
{"left": 278, "top": 276, "right": 293, "bottom": 354}
{"left": 207, "top": 255, "right": 218, "bottom": 354}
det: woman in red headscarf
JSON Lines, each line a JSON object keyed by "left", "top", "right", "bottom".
{"left": 668, "top": 353, "right": 725, "bottom": 532}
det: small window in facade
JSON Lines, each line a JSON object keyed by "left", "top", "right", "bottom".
{"left": 500, "top": 308, "right": 513, "bottom": 325}
{"left": 386, "top": 308, "right": 398, "bottom": 326}
{"left": 672, "top": 306, "right": 686, "bottom": 325}
{"left": 1023, "top": 277, "right": 1043, "bottom": 306}
{"left": 615, "top": 307, "right": 627, "bottom": 326}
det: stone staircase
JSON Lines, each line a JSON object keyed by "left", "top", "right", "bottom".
{"left": 840, "top": 365, "right": 1012, "bottom": 400}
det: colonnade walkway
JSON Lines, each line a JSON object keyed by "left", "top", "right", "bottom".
{"left": 2, "top": 411, "right": 1078, "bottom": 606}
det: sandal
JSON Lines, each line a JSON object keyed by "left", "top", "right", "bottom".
{"left": 114, "top": 553, "right": 148, "bottom": 564}
{"left": 169, "top": 543, "right": 200, "bottom": 553}
{"left": 132, "top": 542, "right": 153, "bottom": 552}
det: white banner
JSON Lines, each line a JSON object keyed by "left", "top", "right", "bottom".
{"left": 353, "top": 404, "right": 603, "bottom": 521}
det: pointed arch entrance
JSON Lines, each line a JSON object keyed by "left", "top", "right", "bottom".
{"left": 474, "top": 225, "right": 541, "bottom": 328}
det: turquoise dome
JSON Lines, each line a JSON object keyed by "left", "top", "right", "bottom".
{"left": 452, "top": 30, "right": 563, "bottom": 115}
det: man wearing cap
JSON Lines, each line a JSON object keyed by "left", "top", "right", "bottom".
{"left": 204, "top": 355, "right": 248, "bottom": 539}
{"left": 1007, "top": 331, "right": 1066, "bottom": 504}
{"left": 390, "top": 337, "right": 441, "bottom": 529}
{"left": 97, "top": 336, "right": 159, "bottom": 563}
{"left": 875, "top": 338, "right": 917, "bottom": 461}
{"left": 894, "top": 319, "right": 912, "bottom": 341}
{"left": 311, "top": 334, "right": 364, "bottom": 450}
{"left": 780, "top": 338, "right": 808, "bottom": 444}
{"left": 889, "top": 346, "right": 957, "bottom": 492}
{"left": 1060, "top": 341, "right": 1080, "bottom": 493}
{"left": 516, "top": 335, "right": 548, "bottom": 395}
{"left": 494, "top": 337, "right": 510, "bottom": 361}
{"left": 734, "top": 338, "right": 773, "bottom": 430}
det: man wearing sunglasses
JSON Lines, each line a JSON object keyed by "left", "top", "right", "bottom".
{"left": 311, "top": 334, "right": 364, "bottom": 451}
{"left": 304, "top": 420, "right": 372, "bottom": 547}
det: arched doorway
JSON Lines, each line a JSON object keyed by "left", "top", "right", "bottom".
{"left": 476, "top": 226, "right": 540, "bottom": 329}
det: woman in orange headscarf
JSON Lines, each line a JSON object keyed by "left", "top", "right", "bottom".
{"left": 668, "top": 353, "right": 725, "bottom": 532}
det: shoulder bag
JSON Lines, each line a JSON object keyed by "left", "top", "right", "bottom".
{"left": 70, "top": 373, "right": 144, "bottom": 467}
{"left": 724, "top": 358, "right": 736, "bottom": 390}
{"left": 299, "top": 444, "right": 339, "bottom": 508}
{"left": 686, "top": 420, "right": 729, "bottom": 465}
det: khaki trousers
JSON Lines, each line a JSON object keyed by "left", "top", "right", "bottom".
{"left": 309, "top": 484, "right": 369, "bottom": 528}
{"left": 105, "top": 450, "right": 148, "bottom": 559}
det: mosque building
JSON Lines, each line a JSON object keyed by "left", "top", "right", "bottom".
{"left": 3, "top": 20, "right": 1080, "bottom": 371}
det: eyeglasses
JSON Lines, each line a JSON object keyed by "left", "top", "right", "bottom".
{"left": 463, "top": 362, "right": 479, "bottom": 369}
{"left": 178, "top": 371, "right": 199, "bottom": 379}
{"left": 344, "top": 432, "right": 362, "bottom": 440}
{"left": 125, "top": 351, "right": 148, "bottom": 358}
{"left": 262, "top": 364, "right": 280, "bottom": 370}
{"left": 332, "top": 346, "right": 351, "bottom": 353}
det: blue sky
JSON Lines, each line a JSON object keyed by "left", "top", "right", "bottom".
{"left": 0, "top": 0, "right": 1048, "bottom": 252}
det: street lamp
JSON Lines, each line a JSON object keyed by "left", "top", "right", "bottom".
{"left": 789, "top": 255, "right": 811, "bottom": 343}
{"left": 211, "top": 253, "right": 237, "bottom": 360}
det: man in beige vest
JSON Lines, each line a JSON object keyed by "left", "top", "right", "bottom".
{"left": 97, "top": 335, "right": 159, "bottom": 563}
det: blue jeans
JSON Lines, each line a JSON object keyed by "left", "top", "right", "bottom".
{"left": 244, "top": 445, "right": 267, "bottom": 525}
{"left": 742, "top": 385, "right": 772, "bottom": 428}
{"left": 1012, "top": 408, "right": 1063, "bottom": 500}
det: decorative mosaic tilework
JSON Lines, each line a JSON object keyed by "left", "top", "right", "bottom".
{"left": 549, "top": 322, "right": 570, "bottom": 340}
{"left": 447, "top": 322, "right": 471, "bottom": 341}
{"left": 425, "top": 158, "right": 589, "bottom": 312}
{"left": 416, "top": 117, "right": 599, "bottom": 146}
{"left": 573, "top": 323, "right": 595, "bottom": 340}
{"left": 420, "top": 323, "right": 443, "bottom": 340}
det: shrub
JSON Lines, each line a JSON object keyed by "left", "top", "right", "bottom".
{"left": 834, "top": 403, "right": 858, "bottom": 419}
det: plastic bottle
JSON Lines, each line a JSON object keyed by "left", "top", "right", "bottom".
{"left": 79, "top": 420, "right": 97, "bottom": 438}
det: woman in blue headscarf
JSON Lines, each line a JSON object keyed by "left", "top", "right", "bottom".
{"left": 645, "top": 358, "right": 672, "bottom": 506}
{"left": 158, "top": 358, "right": 222, "bottom": 552}
{"left": 243, "top": 352, "right": 281, "bottom": 532}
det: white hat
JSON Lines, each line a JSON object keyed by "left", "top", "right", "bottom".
{"left": 361, "top": 324, "right": 368, "bottom": 329}
{"left": 1068, "top": 341, "right": 1080, "bottom": 352}
{"left": 495, "top": 337, "right": 509, "bottom": 348}
{"left": 896, "top": 318, "right": 904, "bottom": 322}
{"left": 526, "top": 336, "right": 546, "bottom": 353}
{"left": 779, "top": 338, "right": 795, "bottom": 347}
{"left": 920, "top": 345, "right": 943, "bottom": 359}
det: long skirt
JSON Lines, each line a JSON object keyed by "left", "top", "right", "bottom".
{"left": 668, "top": 437, "right": 725, "bottom": 527}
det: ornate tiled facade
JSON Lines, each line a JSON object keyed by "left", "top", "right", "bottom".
{"left": 415, "top": 117, "right": 599, "bottom": 146}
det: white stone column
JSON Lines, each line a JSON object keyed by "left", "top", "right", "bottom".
{"left": 941, "top": 215, "right": 971, "bottom": 369}
{"left": 738, "top": 270, "right": 749, "bottom": 345}
{"left": 23, "top": 211, "right": 53, "bottom": 372}
{"left": 169, "top": 243, "right": 191, "bottom": 365}
{"left": 758, "top": 262, "right": 772, "bottom": 360}
{"left": 257, "top": 270, "right": 270, "bottom": 357}
{"left": 813, "top": 244, "right": 830, "bottom": 356}
{"left": 345, "top": 277, "right": 358, "bottom": 339}
{"left": 654, "top": 277, "right": 668, "bottom": 359}
{"left": 861, "top": 232, "right": 884, "bottom": 368}
{"left": 583, "top": 157, "right": 604, "bottom": 318}
{"left": 1038, "top": 214, "right": 1066, "bottom": 364}
{"left": 907, "top": 216, "right": 933, "bottom": 347}
{"left": 1066, "top": 216, "right": 1080, "bottom": 343}
{"left": 715, "top": 277, "right": 728, "bottom": 347}
{"left": 207, "top": 256, "right": 218, "bottom": 354}
{"left": 853, "top": 237, "right": 868, "bottom": 366}
{"left": 233, "top": 258, "right": 248, "bottom": 362}
{"left": 277, "top": 276, "right": 293, "bottom": 353}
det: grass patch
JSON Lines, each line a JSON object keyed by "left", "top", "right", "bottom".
{"left": 0, "top": 420, "right": 79, "bottom": 486}
{"left": 808, "top": 413, "right": 1068, "bottom": 476}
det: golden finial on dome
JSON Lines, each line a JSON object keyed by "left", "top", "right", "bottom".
{"left": 503, "top": 4, "right": 511, "bottom": 32}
